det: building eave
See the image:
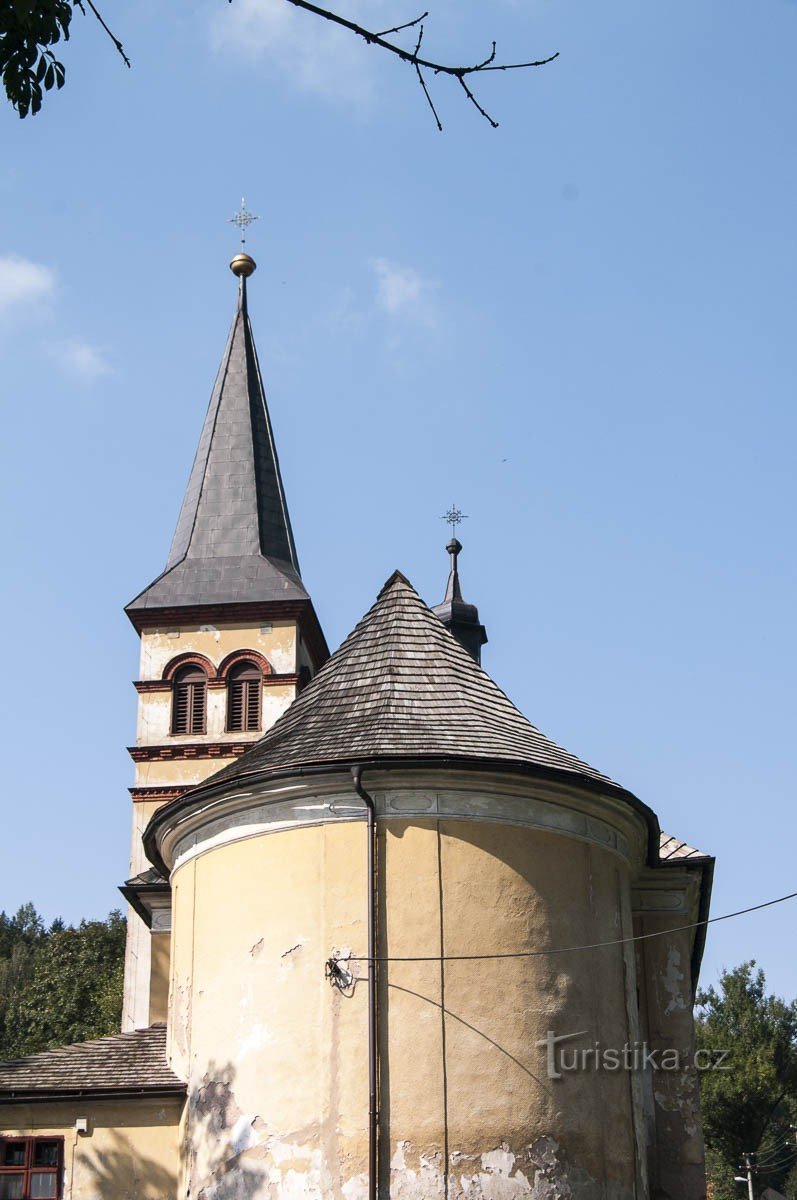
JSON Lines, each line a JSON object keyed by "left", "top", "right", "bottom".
{"left": 143, "top": 754, "right": 661, "bottom": 880}
{"left": 0, "top": 1085, "right": 186, "bottom": 1106}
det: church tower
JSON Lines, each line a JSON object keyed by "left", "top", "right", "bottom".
{"left": 120, "top": 249, "right": 328, "bottom": 1031}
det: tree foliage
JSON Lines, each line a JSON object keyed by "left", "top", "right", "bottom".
{"left": 0, "top": 903, "right": 125, "bottom": 1060}
{"left": 1, "top": 0, "right": 554, "bottom": 125}
{"left": 696, "top": 961, "right": 797, "bottom": 1198}
{"left": 0, "top": 0, "right": 71, "bottom": 117}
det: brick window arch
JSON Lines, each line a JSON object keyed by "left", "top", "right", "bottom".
{"left": 226, "top": 660, "right": 262, "bottom": 733}
{"left": 171, "top": 664, "right": 207, "bottom": 735}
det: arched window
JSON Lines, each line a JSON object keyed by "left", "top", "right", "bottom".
{"left": 226, "top": 661, "right": 262, "bottom": 733}
{"left": 171, "top": 665, "right": 207, "bottom": 735}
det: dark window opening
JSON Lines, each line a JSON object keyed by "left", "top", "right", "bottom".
{"left": 171, "top": 665, "right": 207, "bottom": 735}
{"left": 227, "top": 661, "right": 262, "bottom": 733}
{"left": 0, "top": 1138, "right": 63, "bottom": 1199}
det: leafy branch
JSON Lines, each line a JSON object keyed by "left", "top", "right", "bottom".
{"left": 1, "top": 0, "right": 128, "bottom": 118}
{"left": 2, "top": 0, "right": 556, "bottom": 123}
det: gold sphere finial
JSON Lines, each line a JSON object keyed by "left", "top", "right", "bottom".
{"left": 230, "top": 253, "right": 257, "bottom": 279}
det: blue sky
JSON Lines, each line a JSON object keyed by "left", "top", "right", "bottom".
{"left": 1, "top": 0, "right": 795, "bottom": 999}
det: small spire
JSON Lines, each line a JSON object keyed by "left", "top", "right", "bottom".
{"left": 432, "top": 535, "right": 487, "bottom": 663}
{"left": 443, "top": 537, "right": 464, "bottom": 604}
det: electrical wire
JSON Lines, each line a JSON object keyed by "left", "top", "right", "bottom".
{"left": 755, "top": 1137, "right": 797, "bottom": 1163}
{"left": 755, "top": 1135, "right": 796, "bottom": 1163}
{"left": 346, "top": 889, "right": 797, "bottom": 964}
{"left": 756, "top": 1154, "right": 797, "bottom": 1175}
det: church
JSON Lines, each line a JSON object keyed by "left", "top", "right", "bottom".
{"left": 0, "top": 247, "right": 714, "bottom": 1200}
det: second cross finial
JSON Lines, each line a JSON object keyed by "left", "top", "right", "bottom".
{"left": 229, "top": 197, "right": 260, "bottom": 248}
{"left": 441, "top": 504, "right": 468, "bottom": 538}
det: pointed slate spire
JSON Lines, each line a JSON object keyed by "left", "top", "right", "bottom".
{"left": 432, "top": 538, "right": 487, "bottom": 663}
{"left": 127, "top": 254, "right": 309, "bottom": 615}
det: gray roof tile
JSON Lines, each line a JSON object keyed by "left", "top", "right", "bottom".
{"left": 0, "top": 1025, "right": 184, "bottom": 1099}
{"left": 127, "top": 278, "right": 307, "bottom": 613}
{"left": 201, "top": 571, "right": 618, "bottom": 789}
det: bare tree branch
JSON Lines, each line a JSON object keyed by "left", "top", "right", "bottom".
{"left": 415, "top": 63, "right": 442, "bottom": 132}
{"left": 82, "top": 0, "right": 131, "bottom": 68}
{"left": 457, "top": 73, "right": 498, "bottom": 129}
{"left": 265, "top": 0, "right": 559, "bottom": 128}
{"left": 376, "top": 12, "right": 428, "bottom": 39}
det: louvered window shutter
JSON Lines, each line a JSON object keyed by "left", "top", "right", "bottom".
{"left": 172, "top": 667, "right": 207, "bottom": 735}
{"left": 227, "top": 662, "right": 262, "bottom": 732}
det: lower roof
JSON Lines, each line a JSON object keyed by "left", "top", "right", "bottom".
{"left": 0, "top": 1025, "right": 184, "bottom": 1103}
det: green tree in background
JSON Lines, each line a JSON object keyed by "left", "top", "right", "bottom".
{"left": 697, "top": 962, "right": 797, "bottom": 1199}
{"left": 0, "top": 904, "right": 125, "bottom": 1060}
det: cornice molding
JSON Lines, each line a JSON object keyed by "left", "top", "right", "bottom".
{"left": 151, "top": 766, "right": 650, "bottom": 879}
{"left": 128, "top": 742, "right": 253, "bottom": 763}
{"left": 129, "top": 786, "right": 193, "bottom": 803}
{"left": 134, "top": 672, "right": 299, "bottom": 694}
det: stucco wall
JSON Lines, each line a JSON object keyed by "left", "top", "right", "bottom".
{"left": 167, "top": 780, "right": 649, "bottom": 1199}
{"left": 139, "top": 620, "right": 298, "bottom": 683}
{"left": 635, "top": 911, "right": 706, "bottom": 1200}
{"left": 0, "top": 1097, "right": 183, "bottom": 1200}
{"left": 123, "top": 618, "right": 302, "bottom": 1032}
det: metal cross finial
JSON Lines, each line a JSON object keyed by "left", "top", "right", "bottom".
{"left": 228, "top": 197, "right": 260, "bottom": 247}
{"left": 441, "top": 505, "right": 468, "bottom": 537}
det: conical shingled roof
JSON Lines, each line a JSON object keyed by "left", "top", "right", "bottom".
{"left": 203, "top": 570, "right": 616, "bottom": 788}
{"left": 127, "top": 275, "right": 307, "bottom": 614}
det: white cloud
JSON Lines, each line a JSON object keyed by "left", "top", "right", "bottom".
{"left": 208, "top": 0, "right": 380, "bottom": 104}
{"left": 371, "top": 257, "right": 438, "bottom": 325}
{"left": 0, "top": 255, "right": 55, "bottom": 313}
{"left": 54, "top": 338, "right": 112, "bottom": 382}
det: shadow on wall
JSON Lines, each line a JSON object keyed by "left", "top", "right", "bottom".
{"left": 78, "top": 1128, "right": 178, "bottom": 1200}
{"left": 79, "top": 1065, "right": 266, "bottom": 1198}
{"left": 185, "top": 1061, "right": 266, "bottom": 1200}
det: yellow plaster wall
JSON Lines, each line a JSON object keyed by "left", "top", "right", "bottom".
{"left": 635, "top": 912, "right": 706, "bottom": 1199}
{"left": 0, "top": 1097, "right": 183, "bottom": 1200}
{"left": 149, "top": 933, "right": 171, "bottom": 1026}
{"left": 139, "top": 621, "right": 298, "bottom": 682}
{"left": 132, "top": 759, "right": 240, "bottom": 789}
{"left": 169, "top": 815, "right": 644, "bottom": 1198}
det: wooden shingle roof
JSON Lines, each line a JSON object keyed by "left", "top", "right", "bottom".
{"left": 659, "top": 833, "right": 710, "bottom": 861}
{"left": 0, "top": 1024, "right": 185, "bottom": 1101}
{"left": 204, "top": 570, "right": 617, "bottom": 790}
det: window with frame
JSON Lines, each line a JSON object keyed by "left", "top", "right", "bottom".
{"left": 226, "top": 660, "right": 262, "bottom": 733}
{"left": 171, "top": 664, "right": 207, "bottom": 735}
{"left": 0, "top": 1137, "right": 63, "bottom": 1199}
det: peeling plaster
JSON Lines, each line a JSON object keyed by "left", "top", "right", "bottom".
{"left": 654, "top": 1065, "right": 701, "bottom": 1140}
{"left": 662, "top": 948, "right": 687, "bottom": 1015}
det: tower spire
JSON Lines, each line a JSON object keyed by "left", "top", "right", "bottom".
{"left": 432, "top": 534, "right": 487, "bottom": 663}
{"left": 126, "top": 246, "right": 309, "bottom": 618}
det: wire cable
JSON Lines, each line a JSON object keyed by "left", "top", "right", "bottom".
{"left": 347, "top": 889, "right": 797, "bottom": 964}
{"left": 758, "top": 1137, "right": 792, "bottom": 1166}
{"left": 756, "top": 1154, "right": 797, "bottom": 1175}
